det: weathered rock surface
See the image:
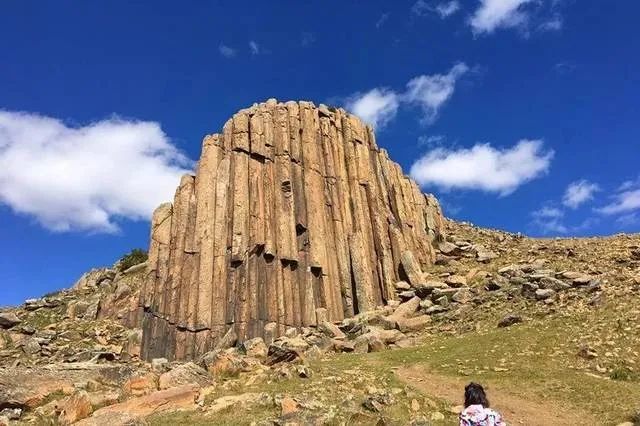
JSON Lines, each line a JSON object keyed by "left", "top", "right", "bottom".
{"left": 140, "top": 99, "right": 445, "bottom": 360}
{"left": 75, "top": 384, "right": 200, "bottom": 425}
{"left": 0, "top": 313, "right": 21, "bottom": 329}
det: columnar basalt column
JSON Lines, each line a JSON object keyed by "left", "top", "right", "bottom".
{"left": 140, "top": 99, "right": 446, "bottom": 360}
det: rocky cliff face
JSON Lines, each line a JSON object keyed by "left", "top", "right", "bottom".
{"left": 140, "top": 99, "right": 445, "bottom": 360}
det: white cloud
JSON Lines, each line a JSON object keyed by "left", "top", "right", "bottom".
{"left": 249, "top": 41, "right": 260, "bottom": 55}
{"left": 594, "top": 178, "right": 640, "bottom": 228}
{"left": 418, "top": 134, "right": 446, "bottom": 147}
{"left": 434, "top": 1, "right": 461, "bottom": 18}
{"left": 538, "top": 15, "right": 563, "bottom": 32}
{"left": 532, "top": 206, "right": 564, "bottom": 219}
{"left": 413, "top": 1, "right": 461, "bottom": 18}
{"left": 470, "top": 0, "right": 565, "bottom": 36}
{"left": 597, "top": 189, "right": 640, "bottom": 215}
{"left": 219, "top": 44, "right": 236, "bottom": 58}
{"left": 469, "top": 0, "right": 534, "bottom": 35}
{"left": 404, "top": 62, "right": 469, "bottom": 123}
{"left": 345, "top": 63, "right": 468, "bottom": 128}
{"left": 376, "top": 13, "right": 390, "bottom": 28}
{"left": 562, "top": 179, "right": 600, "bottom": 209}
{"left": 410, "top": 139, "right": 553, "bottom": 195}
{"left": 0, "top": 110, "right": 192, "bottom": 233}
{"left": 531, "top": 205, "right": 567, "bottom": 234}
{"left": 345, "top": 89, "right": 400, "bottom": 129}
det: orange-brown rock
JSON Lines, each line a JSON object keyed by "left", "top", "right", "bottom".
{"left": 123, "top": 372, "right": 158, "bottom": 397}
{"left": 75, "top": 384, "right": 200, "bottom": 425}
{"left": 58, "top": 391, "right": 93, "bottom": 425}
{"left": 140, "top": 99, "right": 445, "bottom": 360}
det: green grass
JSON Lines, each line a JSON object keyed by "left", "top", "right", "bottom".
{"left": 366, "top": 313, "right": 640, "bottom": 425}
{"left": 152, "top": 308, "right": 639, "bottom": 425}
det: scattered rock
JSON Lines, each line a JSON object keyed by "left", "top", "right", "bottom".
{"left": 396, "top": 316, "right": 431, "bottom": 332}
{"left": 445, "top": 275, "right": 467, "bottom": 288}
{"left": 22, "top": 338, "right": 41, "bottom": 355}
{"left": 431, "top": 411, "right": 445, "bottom": 421}
{"left": 476, "top": 247, "right": 498, "bottom": 263}
{"left": 577, "top": 345, "right": 598, "bottom": 360}
{"left": 452, "top": 288, "right": 473, "bottom": 304}
{"left": 242, "top": 337, "right": 268, "bottom": 359}
{"left": 498, "top": 314, "right": 522, "bottom": 328}
{"left": 318, "top": 321, "right": 346, "bottom": 340}
{"left": 395, "top": 281, "right": 411, "bottom": 291}
{"left": 535, "top": 288, "right": 555, "bottom": 300}
{"left": 438, "top": 241, "right": 460, "bottom": 256}
{"left": 0, "top": 408, "right": 21, "bottom": 421}
{"left": 75, "top": 384, "right": 200, "bottom": 425}
{"left": 58, "top": 391, "right": 93, "bottom": 425}
{"left": 158, "top": 362, "right": 210, "bottom": 390}
{"left": 151, "top": 358, "right": 169, "bottom": 373}
{"left": 0, "top": 313, "right": 21, "bottom": 329}
{"left": 123, "top": 372, "right": 158, "bottom": 397}
{"left": 281, "top": 396, "right": 299, "bottom": 416}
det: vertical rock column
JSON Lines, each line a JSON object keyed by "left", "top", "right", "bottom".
{"left": 141, "top": 99, "right": 446, "bottom": 361}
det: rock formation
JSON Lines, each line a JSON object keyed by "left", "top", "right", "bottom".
{"left": 139, "top": 99, "right": 445, "bottom": 360}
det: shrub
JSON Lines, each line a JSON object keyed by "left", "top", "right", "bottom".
{"left": 609, "top": 366, "right": 638, "bottom": 382}
{"left": 119, "top": 248, "right": 148, "bottom": 272}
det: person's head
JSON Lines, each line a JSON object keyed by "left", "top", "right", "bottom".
{"left": 464, "top": 382, "right": 490, "bottom": 408}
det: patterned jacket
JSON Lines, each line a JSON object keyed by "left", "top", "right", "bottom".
{"left": 459, "top": 404, "right": 506, "bottom": 426}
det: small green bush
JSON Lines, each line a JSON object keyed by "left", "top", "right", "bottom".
{"left": 609, "top": 366, "right": 638, "bottom": 382}
{"left": 119, "top": 248, "right": 148, "bottom": 271}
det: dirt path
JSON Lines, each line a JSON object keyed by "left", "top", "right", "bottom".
{"left": 396, "top": 366, "right": 598, "bottom": 426}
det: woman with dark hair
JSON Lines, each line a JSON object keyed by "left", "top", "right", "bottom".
{"left": 459, "top": 383, "right": 506, "bottom": 426}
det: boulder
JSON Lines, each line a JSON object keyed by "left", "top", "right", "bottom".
{"left": 113, "top": 282, "right": 132, "bottom": 301}
{"left": 123, "top": 372, "right": 158, "bottom": 397}
{"left": 201, "top": 349, "right": 256, "bottom": 377}
{"left": 452, "top": 288, "right": 473, "bottom": 304}
{"left": 498, "top": 314, "right": 522, "bottom": 328}
{"left": 391, "top": 296, "right": 421, "bottom": 318}
{"left": 0, "top": 313, "right": 21, "bottom": 329}
{"left": 318, "top": 322, "right": 346, "bottom": 340}
{"left": 431, "top": 288, "right": 458, "bottom": 302}
{"left": 158, "top": 362, "right": 210, "bottom": 390}
{"left": 280, "top": 396, "right": 299, "bottom": 416}
{"left": 394, "top": 281, "right": 411, "bottom": 291}
{"left": 438, "top": 241, "right": 460, "bottom": 255}
{"left": 475, "top": 247, "right": 498, "bottom": 262}
{"left": 151, "top": 358, "right": 169, "bottom": 373}
{"left": 396, "top": 315, "right": 431, "bottom": 332}
{"left": 400, "top": 251, "right": 425, "bottom": 288}
{"left": 263, "top": 322, "right": 277, "bottom": 346}
{"left": 75, "top": 384, "right": 200, "bottom": 425}
{"left": 242, "top": 337, "right": 269, "bottom": 359}
{"left": 539, "top": 276, "right": 571, "bottom": 291}
{"left": 22, "top": 337, "right": 41, "bottom": 355}
{"left": 207, "top": 393, "right": 268, "bottom": 414}
{"left": 445, "top": 275, "right": 467, "bottom": 288}
{"left": 58, "top": 391, "right": 93, "bottom": 425}
{"left": 535, "top": 288, "right": 555, "bottom": 300}
{"left": 72, "top": 268, "right": 115, "bottom": 290}
{"left": 577, "top": 345, "right": 598, "bottom": 360}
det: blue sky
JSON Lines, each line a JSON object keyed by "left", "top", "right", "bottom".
{"left": 1, "top": 1, "right": 639, "bottom": 305}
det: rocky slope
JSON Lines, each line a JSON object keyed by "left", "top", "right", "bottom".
{"left": 1, "top": 222, "right": 638, "bottom": 425}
